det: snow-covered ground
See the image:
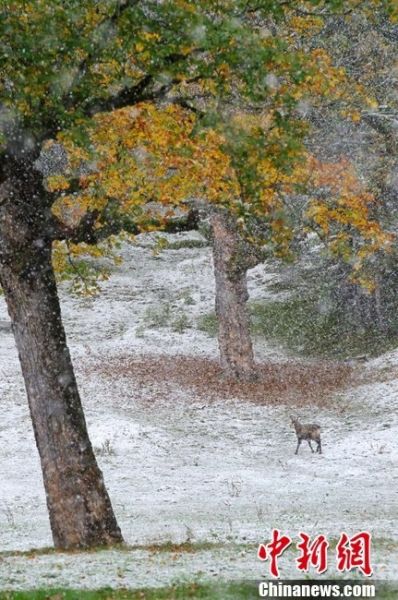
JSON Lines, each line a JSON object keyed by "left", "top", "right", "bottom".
{"left": 0, "top": 232, "right": 397, "bottom": 589}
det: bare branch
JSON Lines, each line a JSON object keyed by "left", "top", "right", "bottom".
{"left": 49, "top": 207, "right": 200, "bottom": 244}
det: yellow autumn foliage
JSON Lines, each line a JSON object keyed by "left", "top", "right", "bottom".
{"left": 307, "top": 157, "right": 394, "bottom": 270}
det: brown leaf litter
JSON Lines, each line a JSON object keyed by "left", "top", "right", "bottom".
{"left": 85, "top": 354, "right": 356, "bottom": 407}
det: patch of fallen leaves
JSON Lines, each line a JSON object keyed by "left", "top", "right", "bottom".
{"left": 86, "top": 354, "right": 355, "bottom": 407}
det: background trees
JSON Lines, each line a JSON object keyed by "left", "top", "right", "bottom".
{"left": 48, "top": 1, "right": 396, "bottom": 377}
{"left": 269, "top": 5, "right": 398, "bottom": 356}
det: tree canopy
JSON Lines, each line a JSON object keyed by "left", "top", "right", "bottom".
{"left": 1, "top": 0, "right": 396, "bottom": 280}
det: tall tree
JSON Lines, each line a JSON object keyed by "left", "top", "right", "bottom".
{"left": 210, "top": 210, "right": 263, "bottom": 379}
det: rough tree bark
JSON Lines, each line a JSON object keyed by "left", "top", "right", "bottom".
{"left": 0, "top": 160, "right": 123, "bottom": 549}
{"left": 210, "top": 210, "right": 261, "bottom": 381}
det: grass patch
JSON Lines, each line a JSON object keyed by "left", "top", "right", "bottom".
{"left": 142, "top": 303, "right": 172, "bottom": 329}
{"left": 142, "top": 303, "right": 191, "bottom": 333}
{"left": 197, "top": 313, "right": 218, "bottom": 337}
{"left": 376, "top": 585, "right": 398, "bottom": 599}
{"left": 1, "top": 582, "right": 397, "bottom": 599}
{"left": 171, "top": 313, "right": 191, "bottom": 334}
{"left": 0, "top": 582, "right": 257, "bottom": 600}
{"left": 249, "top": 298, "right": 398, "bottom": 359}
{"left": 133, "top": 540, "right": 229, "bottom": 554}
{"left": 0, "top": 541, "right": 236, "bottom": 560}
{"left": 197, "top": 297, "right": 398, "bottom": 359}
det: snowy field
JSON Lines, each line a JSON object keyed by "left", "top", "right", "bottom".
{"left": 0, "top": 233, "right": 397, "bottom": 589}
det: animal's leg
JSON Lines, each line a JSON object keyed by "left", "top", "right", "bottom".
{"left": 317, "top": 439, "right": 322, "bottom": 454}
{"left": 308, "top": 440, "right": 314, "bottom": 453}
{"left": 295, "top": 439, "right": 301, "bottom": 455}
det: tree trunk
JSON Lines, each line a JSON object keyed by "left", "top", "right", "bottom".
{"left": 210, "top": 211, "right": 257, "bottom": 380}
{"left": 0, "top": 217, "right": 123, "bottom": 548}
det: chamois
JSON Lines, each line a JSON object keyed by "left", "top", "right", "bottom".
{"left": 290, "top": 416, "right": 322, "bottom": 455}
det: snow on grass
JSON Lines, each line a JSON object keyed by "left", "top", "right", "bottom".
{"left": 1, "top": 542, "right": 396, "bottom": 590}
{"left": 0, "top": 232, "right": 397, "bottom": 588}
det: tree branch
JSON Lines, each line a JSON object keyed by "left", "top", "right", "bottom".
{"left": 83, "top": 75, "right": 155, "bottom": 116}
{"left": 49, "top": 208, "right": 200, "bottom": 244}
{"left": 279, "top": 0, "right": 366, "bottom": 17}
{"left": 362, "top": 111, "right": 398, "bottom": 138}
{"left": 82, "top": 58, "right": 204, "bottom": 117}
{"left": 49, "top": 210, "right": 104, "bottom": 244}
